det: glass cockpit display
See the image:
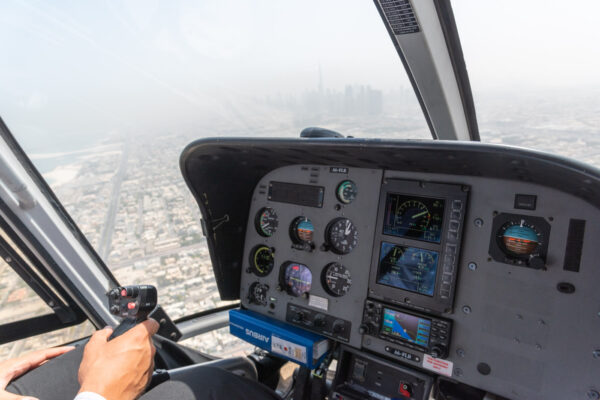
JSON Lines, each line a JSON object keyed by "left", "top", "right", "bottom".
{"left": 383, "top": 194, "right": 445, "bottom": 243}
{"left": 381, "top": 307, "right": 432, "bottom": 348}
{"left": 377, "top": 242, "right": 439, "bottom": 297}
{"left": 281, "top": 262, "right": 312, "bottom": 297}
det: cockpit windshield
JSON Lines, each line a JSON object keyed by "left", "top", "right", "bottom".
{"left": 1, "top": 0, "right": 599, "bottom": 360}
{"left": 452, "top": 0, "right": 600, "bottom": 166}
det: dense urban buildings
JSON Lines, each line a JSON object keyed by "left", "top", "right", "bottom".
{"left": 1, "top": 87, "right": 598, "bottom": 360}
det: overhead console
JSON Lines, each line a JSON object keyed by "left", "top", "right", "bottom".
{"left": 181, "top": 138, "right": 600, "bottom": 400}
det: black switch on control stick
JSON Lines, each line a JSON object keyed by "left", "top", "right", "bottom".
{"left": 106, "top": 285, "right": 157, "bottom": 340}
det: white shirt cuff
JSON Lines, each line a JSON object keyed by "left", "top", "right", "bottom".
{"left": 74, "top": 392, "right": 107, "bottom": 400}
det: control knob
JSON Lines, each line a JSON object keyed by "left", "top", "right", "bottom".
{"left": 358, "top": 323, "right": 376, "bottom": 335}
{"left": 528, "top": 255, "right": 545, "bottom": 270}
{"left": 430, "top": 344, "right": 448, "bottom": 359}
{"left": 332, "top": 320, "right": 345, "bottom": 334}
{"left": 293, "top": 311, "right": 305, "bottom": 323}
{"left": 314, "top": 314, "right": 326, "bottom": 328}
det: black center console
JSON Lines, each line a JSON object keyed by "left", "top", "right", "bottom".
{"left": 330, "top": 346, "right": 434, "bottom": 400}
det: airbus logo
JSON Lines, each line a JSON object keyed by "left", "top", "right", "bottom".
{"left": 245, "top": 328, "right": 270, "bottom": 344}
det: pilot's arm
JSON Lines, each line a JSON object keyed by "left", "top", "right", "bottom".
{"left": 0, "top": 319, "right": 159, "bottom": 400}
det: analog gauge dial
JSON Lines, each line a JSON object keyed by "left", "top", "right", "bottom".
{"left": 290, "top": 217, "right": 314, "bottom": 244}
{"left": 322, "top": 262, "right": 352, "bottom": 297}
{"left": 397, "top": 200, "right": 431, "bottom": 232}
{"left": 249, "top": 245, "right": 275, "bottom": 277}
{"left": 326, "top": 218, "right": 358, "bottom": 254}
{"left": 281, "top": 262, "right": 312, "bottom": 297}
{"left": 410, "top": 249, "right": 437, "bottom": 269}
{"left": 248, "top": 282, "right": 269, "bottom": 306}
{"left": 498, "top": 221, "right": 541, "bottom": 258}
{"left": 336, "top": 180, "right": 358, "bottom": 204}
{"left": 255, "top": 207, "right": 278, "bottom": 237}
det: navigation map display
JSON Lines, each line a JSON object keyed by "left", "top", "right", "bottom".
{"left": 377, "top": 242, "right": 439, "bottom": 296}
{"left": 381, "top": 307, "right": 431, "bottom": 348}
{"left": 383, "top": 194, "right": 445, "bottom": 243}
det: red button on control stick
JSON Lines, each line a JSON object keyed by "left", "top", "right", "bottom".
{"left": 127, "top": 302, "right": 136, "bottom": 310}
{"left": 121, "top": 289, "right": 127, "bottom": 297}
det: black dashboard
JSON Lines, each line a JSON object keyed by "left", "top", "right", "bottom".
{"left": 181, "top": 138, "right": 600, "bottom": 400}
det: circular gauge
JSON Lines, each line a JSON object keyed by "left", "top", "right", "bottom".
{"left": 326, "top": 218, "right": 358, "bottom": 254}
{"left": 498, "top": 222, "right": 541, "bottom": 257}
{"left": 336, "top": 180, "right": 358, "bottom": 204}
{"left": 410, "top": 249, "right": 437, "bottom": 269}
{"left": 322, "top": 262, "right": 352, "bottom": 297}
{"left": 281, "top": 262, "right": 312, "bottom": 297}
{"left": 397, "top": 200, "right": 431, "bottom": 232}
{"left": 255, "top": 207, "right": 278, "bottom": 237}
{"left": 248, "top": 282, "right": 269, "bottom": 306}
{"left": 249, "top": 245, "right": 275, "bottom": 276}
{"left": 290, "top": 217, "right": 314, "bottom": 244}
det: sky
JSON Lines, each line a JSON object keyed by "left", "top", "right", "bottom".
{"left": 0, "top": 0, "right": 598, "bottom": 149}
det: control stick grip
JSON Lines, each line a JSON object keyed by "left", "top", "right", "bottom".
{"left": 106, "top": 285, "right": 157, "bottom": 341}
{"left": 109, "top": 317, "right": 141, "bottom": 340}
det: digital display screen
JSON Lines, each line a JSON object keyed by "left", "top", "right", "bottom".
{"left": 282, "top": 262, "right": 312, "bottom": 297}
{"left": 377, "top": 242, "right": 439, "bottom": 296}
{"left": 381, "top": 307, "right": 431, "bottom": 348}
{"left": 268, "top": 181, "right": 324, "bottom": 208}
{"left": 383, "top": 194, "right": 445, "bottom": 243}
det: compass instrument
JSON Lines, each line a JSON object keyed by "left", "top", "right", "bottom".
{"left": 280, "top": 262, "right": 312, "bottom": 297}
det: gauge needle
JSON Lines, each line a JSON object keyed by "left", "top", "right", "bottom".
{"left": 412, "top": 210, "right": 428, "bottom": 219}
{"left": 345, "top": 221, "right": 351, "bottom": 235}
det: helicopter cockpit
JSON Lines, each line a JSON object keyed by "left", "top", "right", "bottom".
{"left": 0, "top": 1, "right": 599, "bottom": 400}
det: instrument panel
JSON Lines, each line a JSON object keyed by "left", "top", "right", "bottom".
{"left": 240, "top": 166, "right": 383, "bottom": 348}
{"left": 237, "top": 163, "right": 599, "bottom": 400}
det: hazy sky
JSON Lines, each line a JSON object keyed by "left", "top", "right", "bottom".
{"left": 0, "top": 0, "right": 598, "bottom": 146}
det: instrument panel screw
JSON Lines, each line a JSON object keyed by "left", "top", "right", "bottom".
{"left": 474, "top": 218, "right": 484, "bottom": 227}
{"left": 593, "top": 349, "right": 600, "bottom": 359}
{"left": 5, "top": 257, "right": 12, "bottom": 263}
{"left": 587, "top": 390, "right": 600, "bottom": 400}
{"left": 468, "top": 262, "right": 477, "bottom": 271}
{"left": 456, "top": 348, "right": 466, "bottom": 358}
{"left": 454, "top": 368, "right": 463, "bottom": 377}
{"left": 462, "top": 305, "right": 471, "bottom": 314}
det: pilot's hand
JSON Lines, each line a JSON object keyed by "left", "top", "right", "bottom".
{"left": 0, "top": 346, "right": 75, "bottom": 400}
{"left": 77, "top": 319, "right": 159, "bottom": 400}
